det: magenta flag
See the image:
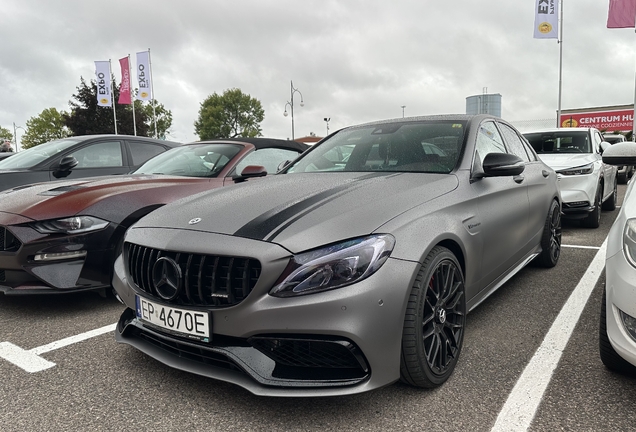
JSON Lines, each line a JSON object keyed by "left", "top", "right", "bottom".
{"left": 118, "top": 56, "right": 132, "bottom": 104}
{"left": 608, "top": 0, "right": 636, "bottom": 28}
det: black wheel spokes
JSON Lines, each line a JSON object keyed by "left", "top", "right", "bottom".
{"left": 550, "top": 208, "right": 562, "bottom": 260}
{"left": 422, "top": 261, "right": 465, "bottom": 375}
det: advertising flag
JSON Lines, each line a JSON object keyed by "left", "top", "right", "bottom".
{"left": 607, "top": 0, "right": 636, "bottom": 28}
{"left": 533, "top": 0, "right": 559, "bottom": 39}
{"left": 136, "top": 51, "right": 152, "bottom": 101}
{"left": 118, "top": 56, "right": 132, "bottom": 105}
{"left": 94, "top": 61, "right": 112, "bottom": 107}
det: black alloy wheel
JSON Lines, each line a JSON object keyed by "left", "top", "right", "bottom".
{"left": 401, "top": 246, "right": 466, "bottom": 388}
{"left": 536, "top": 200, "right": 561, "bottom": 267}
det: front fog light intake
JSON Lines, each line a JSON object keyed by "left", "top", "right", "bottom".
{"left": 270, "top": 234, "right": 395, "bottom": 297}
{"left": 620, "top": 310, "right": 636, "bottom": 342}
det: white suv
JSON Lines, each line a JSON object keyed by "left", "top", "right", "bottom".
{"left": 523, "top": 127, "right": 617, "bottom": 228}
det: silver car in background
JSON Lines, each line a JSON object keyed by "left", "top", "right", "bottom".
{"left": 523, "top": 127, "right": 617, "bottom": 228}
{"left": 113, "top": 115, "right": 562, "bottom": 396}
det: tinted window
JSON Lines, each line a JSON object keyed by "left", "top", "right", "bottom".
{"left": 234, "top": 148, "right": 302, "bottom": 174}
{"left": 287, "top": 120, "right": 465, "bottom": 174}
{"left": 524, "top": 131, "right": 591, "bottom": 154}
{"left": 0, "top": 138, "right": 82, "bottom": 169}
{"left": 129, "top": 142, "right": 168, "bottom": 166}
{"left": 498, "top": 123, "right": 530, "bottom": 162}
{"left": 70, "top": 141, "right": 123, "bottom": 168}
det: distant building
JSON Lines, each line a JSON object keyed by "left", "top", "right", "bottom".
{"left": 466, "top": 93, "right": 502, "bottom": 117}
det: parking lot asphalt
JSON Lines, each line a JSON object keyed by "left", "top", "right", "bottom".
{"left": 1, "top": 186, "right": 635, "bottom": 432}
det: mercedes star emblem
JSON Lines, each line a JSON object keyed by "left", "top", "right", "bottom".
{"left": 151, "top": 257, "right": 182, "bottom": 300}
{"left": 189, "top": 217, "right": 202, "bottom": 225}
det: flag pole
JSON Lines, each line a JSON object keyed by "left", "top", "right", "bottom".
{"left": 129, "top": 54, "right": 137, "bottom": 136}
{"left": 556, "top": 0, "right": 564, "bottom": 128}
{"left": 109, "top": 59, "right": 118, "bottom": 135}
{"left": 148, "top": 48, "right": 158, "bottom": 138}
{"left": 632, "top": 29, "right": 636, "bottom": 140}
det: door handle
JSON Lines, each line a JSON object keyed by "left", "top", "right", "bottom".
{"left": 513, "top": 174, "right": 525, "bottom": 184}
{"left": 542, "top": 170, "right": 550, "bottom": 178}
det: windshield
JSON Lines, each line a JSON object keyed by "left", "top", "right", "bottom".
{"left": 524, "top": 131, "right": 591, "bottom": 154}
{"left": 134, "top": 143, "right": 242, "bottom": 177}
{"left": 286, "top": 120, "right": 465, "bottom": 174}
{"left": 604, "top": 136, "right": 624, "bottom": 144}
{"left": 0, "top": 138, "right": 83, "bottom": 169}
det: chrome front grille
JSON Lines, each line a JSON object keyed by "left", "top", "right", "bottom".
{"left": 125, "top": 242, "right": 261, "bottom": 307}
{"left": 0, "top": 227, "right": 21, "bottom": 252}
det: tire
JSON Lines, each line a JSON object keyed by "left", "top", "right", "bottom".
{"left": 599, "top": 288, "right": 636, "bottom": 374}
{"left": 535, "top": 200, "right": 561, "bottom": 268}
{"left": 602, "top": 178, "right": 617, "bottom": 211}
{"left": 581, "top": 184, "right": 602, "bottom": 228}
{"left": 400, "top": 246, "right": 466, "bottom": 388}
{"left": 618, "top": 172, "right": 627, "bottom": 185}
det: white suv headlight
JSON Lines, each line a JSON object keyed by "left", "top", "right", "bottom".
{"left": 270, "top": 234, "right": 395, "bottom": 297}
{"left": 557, "top": 163, "right": 594, "bottom": 176}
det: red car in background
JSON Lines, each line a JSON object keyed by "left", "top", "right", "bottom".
{"left": 0, "top": 138, "right": 308, "bottom": 296}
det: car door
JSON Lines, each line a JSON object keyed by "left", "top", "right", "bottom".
{"left": 593, "top": 129, "right": 617, "bottom": 200}
{"left": 497, "top": 121, "right": 554, "bottom": 244}
{"left": 470, "top": 120, "right": 530, "bottom": 289}
{"left": 49, "top": 139, "right": 128, "bottom": 181}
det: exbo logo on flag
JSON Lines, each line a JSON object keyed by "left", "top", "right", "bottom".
{"left": 136, "top": 51, "right": 152, "bottom": 101}
{"left": 533, "top": 0, "right": 558, "bottom": 39}
{"left": 94, "top": 61, "right": 112, "bottom": 107}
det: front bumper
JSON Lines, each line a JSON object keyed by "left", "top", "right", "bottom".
{"left": 0, "top": 221, "right": 118, "bottom": 295}
{"left": 605, "top": 250, "right": 636, "bottom": 368}
{"left": 557, "top": 173, "right": 598, "bottom": 218}
{"left": 112, "top": 230, "right": 419, "bottom": 397}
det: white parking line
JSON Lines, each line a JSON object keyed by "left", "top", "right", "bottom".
{"left": 0, "top": 323, "right": 115, "bottom": 373}
{"left": 562, "top": 244, "right": 601, "bottom": 250}
{"left": 491, "top": 238, "right": 607, "bottom": 431}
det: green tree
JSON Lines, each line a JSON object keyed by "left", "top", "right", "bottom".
{"left": 63, "top": 76, "right": 172, "bottom": 138}
{"left": 20, "top": 108, "right": 70, "bottom": 149}
{"left": 140, "top": 101, "right": 173, "bottom": 139}
{"left": 0, "top": 127, "right": 12, "bottom": 143}
{"left": 194, "top": 88, "right": 264, "bottom": 140}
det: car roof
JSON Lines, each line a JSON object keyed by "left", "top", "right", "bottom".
{"left": 192, "top": 137, "right": 309, "bottom": 152}
{"left": 60, "top": 134, "right": 181, "bottom": 147}
{"left": 522, "top": 128, "right": 594, "bottom": 134}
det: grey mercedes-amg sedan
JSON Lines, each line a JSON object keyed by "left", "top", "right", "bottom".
{"left": 112, "top": 114, "right": 561, "bottom": 396}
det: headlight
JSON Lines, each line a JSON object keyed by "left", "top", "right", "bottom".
{"left": 270, "top": 234, "right": 395, "bottom": 297}
{"left": 557, "top": 163, "right": 594, "bottom": 175}
{"left": 32, "top": 216, "right": 109, "bottom": 234}
{"left": 624, "top": 219, "right": 636, "bottom": 267}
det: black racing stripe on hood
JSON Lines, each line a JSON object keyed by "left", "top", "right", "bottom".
{"left": 233, "top": 172, "right": 387, "bottom": 241}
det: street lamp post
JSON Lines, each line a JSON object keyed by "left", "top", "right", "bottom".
{"left": 324, "top": 117, "right": 330, "bottom": 136}
{"left": 283, "top": 80, "right": 304, "bottom": 140}
{"left": 401, "top": 105, "right": 406, "bottom": 118}
{"left": 13, "top": 122, "right": 25, "bottom": 152}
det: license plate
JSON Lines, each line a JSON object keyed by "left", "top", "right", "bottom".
{"left": 135, "top": 296, "right": 210, "bottom": 341}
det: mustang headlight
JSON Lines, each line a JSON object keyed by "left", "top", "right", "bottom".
{"left": 623, "top": 219, "right": 636, "bottom": 267}
{"left": 557, "top": 163, "right": 594, "bottom": 176}
{"left": 270, "top": 234, "right": 395, "bottom": 297}
{"left": 32, "top": 216, "right": 109, "bottom": 234}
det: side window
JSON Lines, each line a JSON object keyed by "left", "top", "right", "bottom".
{"left": 69, "top": 141, "right": 123, "bottom": 168}
{"left": 498, "top": 123, "right": 530, "bottom": 162}
{"left": 593, "top": 131, "right": 603, "bottom": 153}
{"left": 129, "top": 142, "right": 168, "bottom": 166}
{"left": 234, "top": 148, "right": 301, "bottom": 174}
{"left": 475, "top": 122, "right": 506, "bottom": 168}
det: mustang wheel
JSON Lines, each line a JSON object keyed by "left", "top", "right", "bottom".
{"left": 535, "top": 200, "right": 561, "bottom": 267}
{"left": 599, "top": 288, "right": 636, "bottom": 374}
{"left": 400, "top": 246, "right": 466, "bottom": 388}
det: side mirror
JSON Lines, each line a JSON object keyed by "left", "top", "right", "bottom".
{"left": 482, "top": 153, "right": 525, "bottom": 177}
{"left": 599, "top": 141, "right": 611, "bottom": 154}
{"left": 602, "top": 142, "right": 636, "bottom": 165}
{"left": 52, "top": 156, "right": 79, "bottom": 178}
{"left": 233, "top": 165, "right": 267, "bottom": 183}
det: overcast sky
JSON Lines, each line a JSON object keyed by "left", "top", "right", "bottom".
{"left": 1, "top": 0, "right": 635, "bottom": 146}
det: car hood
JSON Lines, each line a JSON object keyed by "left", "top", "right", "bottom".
{"left": 0, "top": 174, "right": 208, "bottom": 222}
{"left": 132, "top": 172, "right": 459, "bottom": 253}
{"left": 537, "top": 154, "right": 598, "bottom": 171}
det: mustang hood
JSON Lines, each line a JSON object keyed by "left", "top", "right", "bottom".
{"left": 132, "top": 172, "right": 459, "bottom": 253}
{"left": 537, "top": 154, "right": 597, "bottom": 171}
{"left": 0, "top": 175, "right": 207, "bottom": 222}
